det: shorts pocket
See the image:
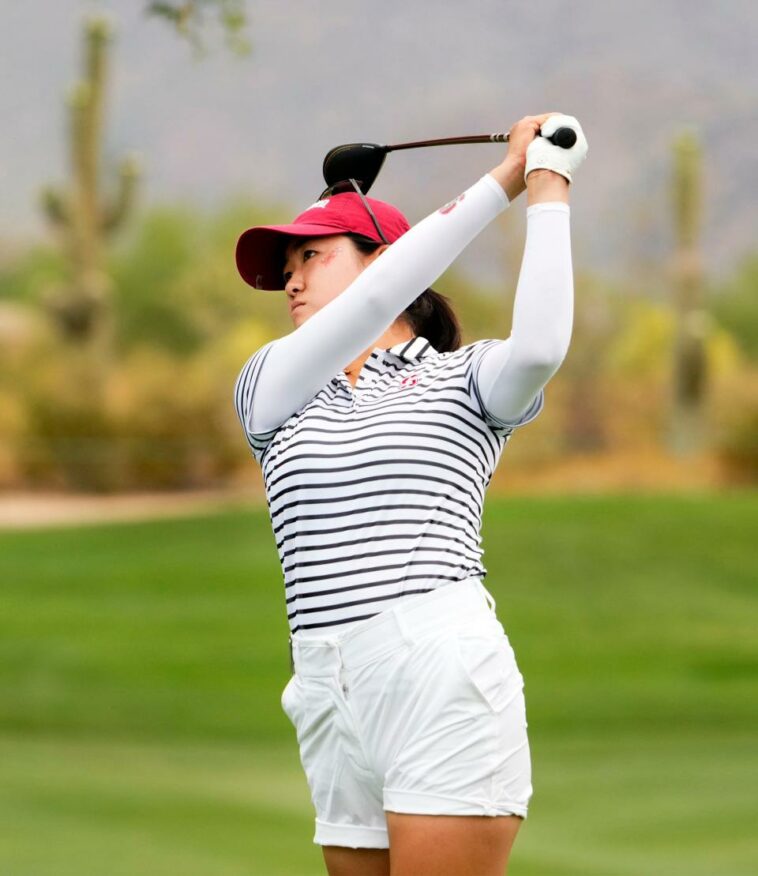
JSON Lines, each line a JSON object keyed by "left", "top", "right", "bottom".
{"left": 280, "top": 674, "right": 302, "bottom": 725}
{"left": 453, "top": 626, "right": 523, "bottom": 715}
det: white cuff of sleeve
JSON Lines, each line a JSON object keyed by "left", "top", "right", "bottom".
{"left": 480, "top": 172, "right": 511, "bottom": 209}
{"left": 526, "top": 201, "right": 570, "bottom": 217}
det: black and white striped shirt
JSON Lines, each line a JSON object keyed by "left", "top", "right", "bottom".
{"left": 233, "top": 333, "right": 543, "bottom": 637}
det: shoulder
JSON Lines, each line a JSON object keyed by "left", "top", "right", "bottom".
{"left": 232, "top": 339, "right": 280, "bottom": 429}
{"left": 233, "top": 340, "right": 277, "bottom": 395}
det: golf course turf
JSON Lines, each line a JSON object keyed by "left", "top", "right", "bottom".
{"left": 1, "top": 492, "right": 756, "bottom": 875}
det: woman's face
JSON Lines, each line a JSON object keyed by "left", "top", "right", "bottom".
{"left": 282, "top": 235, "right": 387, "bottom": 324}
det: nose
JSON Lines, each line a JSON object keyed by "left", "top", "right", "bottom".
{"left": 285, "top": 273, "right": 303, "bottom": 297}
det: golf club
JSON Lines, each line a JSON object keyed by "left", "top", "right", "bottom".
{"left": 320, "top": 126, "right": 577, "bottom": 197}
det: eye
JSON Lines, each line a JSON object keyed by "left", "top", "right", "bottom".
{"left": 283, "top": 250, "right": 318, "bottom": 284}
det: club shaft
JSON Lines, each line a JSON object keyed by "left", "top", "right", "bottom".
{"left": 385, "top": 134, "right": 509, "bottom": 153}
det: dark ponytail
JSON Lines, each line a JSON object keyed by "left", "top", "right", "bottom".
{"left": 345, "top": 233, "right": 462, "bottom": 353}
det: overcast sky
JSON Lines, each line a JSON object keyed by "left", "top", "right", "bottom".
{"left": 2, "top": 0, "right": 756, "bottom": 284}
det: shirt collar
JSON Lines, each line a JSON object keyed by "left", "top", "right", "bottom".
{"left": 334, "top": 335, "right": 438, "bottom": 389}
{"left": 383, "top": 335, "right": 438, "bottom": 363}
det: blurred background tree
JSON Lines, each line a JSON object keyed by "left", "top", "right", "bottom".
{"left": 32, "top": 14, "right": 140, "bottom": 491}
{"left": 145, "top": 0, "right": 251, "bottom": 55}
{"left": 1, "top": 6, "right": 756, "bottom": 495}
{"left": 39, "top": 15, "right": 140, "bottom": 355}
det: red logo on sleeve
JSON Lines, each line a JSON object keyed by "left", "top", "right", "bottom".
{"left": 439, "top": 192, "right": 466, "bottom": 215}
{"left": 400, "top": 375, "right": 418, "bottom": 387}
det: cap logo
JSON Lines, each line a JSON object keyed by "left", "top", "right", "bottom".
{"left": 306, "top": 198, "right": 330, "bottom": 210}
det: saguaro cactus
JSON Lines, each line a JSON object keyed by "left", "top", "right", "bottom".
{"left": 41, "top": 15, "right": 140, "bottom": 353}
{"left": 34, "top": 15, "right": 141, "bottom": 492}
{"left": 667, "top": 129, "right": 710, "bottom": 456}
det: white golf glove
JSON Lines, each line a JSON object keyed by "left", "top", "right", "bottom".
{"left": 524, "top": 114, "right": 588, "bottom": 184}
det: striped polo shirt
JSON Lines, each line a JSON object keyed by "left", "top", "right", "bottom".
{"left": 233, "top": 334, "right": 544, "bottom": 637}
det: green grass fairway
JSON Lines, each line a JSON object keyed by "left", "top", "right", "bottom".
{"left": 1, "top": 492, "right": 757, "bottom": 875}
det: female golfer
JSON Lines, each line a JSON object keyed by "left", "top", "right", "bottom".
{"left": 233, "top": 112, "right": 587, "bottom": 876}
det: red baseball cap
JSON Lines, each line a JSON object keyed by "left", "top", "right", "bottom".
{"left": 235, "top": 192, "right": 411, "bottom": 290}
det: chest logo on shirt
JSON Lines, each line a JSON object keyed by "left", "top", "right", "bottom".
{"left": 439, "top": 192, "right": 466, "bottom": 215}
{"left": 400, "top": 375, "right": 418, "bottom": 387}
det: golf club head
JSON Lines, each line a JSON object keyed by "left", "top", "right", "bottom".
{"left": 321, "top": 142, "right": 388, "bottom": 197}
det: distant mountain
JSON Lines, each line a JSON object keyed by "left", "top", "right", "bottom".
{"left": 1, "top": 0, "right": 756, "bottom": 286}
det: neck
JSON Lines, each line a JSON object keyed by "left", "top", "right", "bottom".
{"left": 343, "top": 325, "right": 415, "bottom": 378}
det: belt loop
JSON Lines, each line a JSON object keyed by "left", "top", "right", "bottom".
{"left": 328, "top": 637, "right": 346, "bottom": 683}
{"left": 477, "top": 580, "right": 497, "bottom": 615}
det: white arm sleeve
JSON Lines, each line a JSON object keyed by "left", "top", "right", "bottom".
{"left": 245, "top": 173, "right": 511, "bottom": 435}
{"left": 474, "top": 200, "right": 573, "bottom": 426}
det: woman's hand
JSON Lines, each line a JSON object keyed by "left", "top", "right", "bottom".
{"left": 505, "top": 113, "right": 562, "bottom": 169}
{"left": 524, "top": 114, "right": 588, "bottom": 185}
{"left": 488, "top": 112, "right": 562, "bottom": 202}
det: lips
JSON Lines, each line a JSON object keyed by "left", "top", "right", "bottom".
{"left": 291, "top": 302, "right": 306, "bottom": 313}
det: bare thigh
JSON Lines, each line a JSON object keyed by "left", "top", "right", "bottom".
{"left": 386, "top": 812, "right": 523, "bottom": 876}
{"left": 322, "top": 846, "right": 390, "bottom": 876}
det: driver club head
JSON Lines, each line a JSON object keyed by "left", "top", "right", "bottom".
{"left": 320, "top": 142, "right": 389, "bottom": 198}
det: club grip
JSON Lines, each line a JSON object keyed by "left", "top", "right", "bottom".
{"left": 543, "top": 127, "right": 577, "bottom": 148}
{"left": 496, "top": 127, "right": 577, "bottom": 148}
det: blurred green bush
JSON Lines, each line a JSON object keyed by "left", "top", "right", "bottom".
{"left": 0, "top": 197, "right": 756, "bottom": 492}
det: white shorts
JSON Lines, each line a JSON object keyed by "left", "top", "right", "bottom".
{"left": 281, "top": 577, "right": 533, "bottom": 849}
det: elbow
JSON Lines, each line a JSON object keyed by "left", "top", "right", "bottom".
{"left": 511, "top": 338, "right": 570, "bottom": 375}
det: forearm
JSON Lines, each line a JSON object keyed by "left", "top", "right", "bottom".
{"left": 487, "top": 158, "right": 526, "bottom": 203}
{"left": 488, "top": 158, "right": 573, "bottom": 364}
{"left": 474, "top": 199, "right": 573, "bottom": 423}
{"left": 509, "top": 201, "right": 573, "bottom": 365}
{"left": 526, "top": 168, "right": 570, "bottom": 205}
